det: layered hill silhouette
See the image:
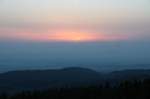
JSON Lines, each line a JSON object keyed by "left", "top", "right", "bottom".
{"left": 0, "top": 67, "right": 150, "bottom": 92}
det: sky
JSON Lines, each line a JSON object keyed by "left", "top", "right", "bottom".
{"left": 0, "top": 0, "right": 150, "bottom": 42}
{"left": 0, "top": 0, "right": 150, "bottom": 72}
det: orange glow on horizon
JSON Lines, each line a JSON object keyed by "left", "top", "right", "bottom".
{"left": 47, "top": 30, "right": 102, "bottom": 42}
{"left": 0, "top": 28, "right": 128, "bottom": 42}
{"left": 46, "top": 30, "right": 127, "bottom": 42}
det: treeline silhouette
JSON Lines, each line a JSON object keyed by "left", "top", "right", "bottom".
{"left": 1, "top": 79, "right": 150, "bottom": 99}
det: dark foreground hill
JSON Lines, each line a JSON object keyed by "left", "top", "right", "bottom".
{"left": 0, "top": 67, "right": 102, "bottom": 92}
{"left": 1, "top": 67, "right": 150, "bottom": 92}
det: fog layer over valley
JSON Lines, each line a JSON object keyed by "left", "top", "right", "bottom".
{"left": 0, "top": 40, "right": 150, "bottom": 72}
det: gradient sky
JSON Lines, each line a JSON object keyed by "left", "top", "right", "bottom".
{"left": 0, "top": 0, "right": 150, "bottom": 72}
{"left": 0, "top": 0, "right": 150, "bottom": 42}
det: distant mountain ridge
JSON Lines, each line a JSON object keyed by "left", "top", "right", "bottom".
{"left": 1, "top": 67, "right": 150, "bottom": 92}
